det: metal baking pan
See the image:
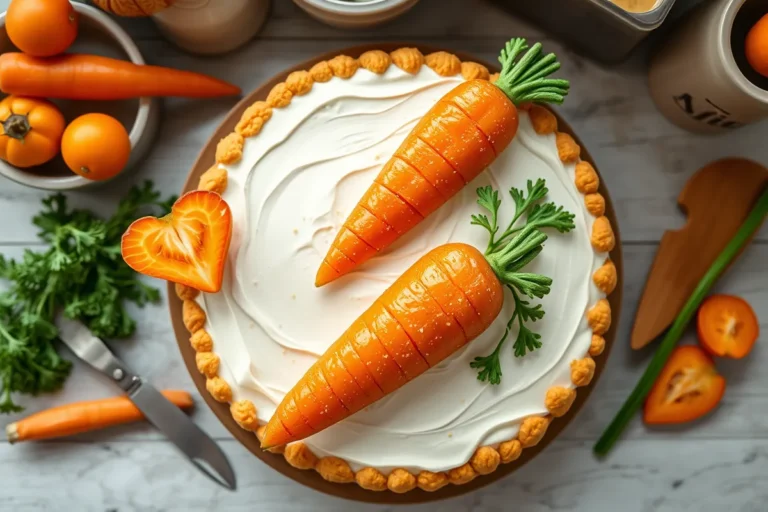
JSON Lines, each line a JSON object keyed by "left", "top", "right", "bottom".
{"left": 494, "top": 0, "right": 677, "bottom": 64}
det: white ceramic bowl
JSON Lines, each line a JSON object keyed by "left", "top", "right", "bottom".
{"left": 0, "top": 3, "right": 160, "bottom": 190}
{"left": 293, "top": 0, "right": 420, "bottom": 28}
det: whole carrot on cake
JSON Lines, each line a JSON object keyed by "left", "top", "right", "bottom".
{"left": 315, "top": 38, "right": 569, "bottom": 287}
{"left": 262, "top": 179, "right": 576, "bottom": 448}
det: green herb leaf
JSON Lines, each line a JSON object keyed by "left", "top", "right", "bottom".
{"left": 527, "top": 202, "right": 576, "bottom": 233}
{"left": 470, "top": 180, "right": 574, "bottom": 383}
{"left": 472, "top": 186, "right": 502, "bottom": 250}
{"left": 0, "top": 181, "right": 174, "bottom": 412}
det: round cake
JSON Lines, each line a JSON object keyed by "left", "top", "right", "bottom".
{"left": 178, "top": 48, "right": 617, "bottom": 492}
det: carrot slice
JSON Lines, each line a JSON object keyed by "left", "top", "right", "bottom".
{"left": 324, "top": 247, "right": 356, "bottom": 276}
{"left": 121, "top": 190, "right": 232, "bottom": 293}
{"left": 344, "top": 206, "right": 398, "bottom": 251}
{"left": 333, "top": 229, "right": 378, "bottom": 264}
{"left": 383, "top": 268, "right": 467, "bottom": 366}
{"left": 431, "top": 244, "right": 503, "bottom": 329}
{"left": 376, "top": 157, "right": 445, "bottom": 218}
{"left": 347, "top": 318, "right": 408, "bottom": 394}
{"left": 362, "top": 305, "right": 429, "bottom": 379}
{"left": 396, "top": 136, "right": 466, "bottom": 198}
{"left": 336, "top": 337, "right": 385, "bottom": 400}
{"left": 415, "top": 103, "right": 496, "bottom": 183}
{"left": 360, "top": 183, "right": 423, "bottom": 234}
{"left": 305, "top": 364, "right": 349, "bottom": 422}
{"left": 320, "top": 352, "right": 370, "bottom": 413}
{"left": 418, "top": 256, "right": 486, "bottom": 340}
{"left": 276, "top": 393, "right": 315, "bottom": 440}
{"left": 292, "top": 381, "right": 335, "bottom": 432}
{"left": 447, "top": 80, "right": 519, "bottom": 154}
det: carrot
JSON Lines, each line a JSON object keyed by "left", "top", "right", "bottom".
{"left": 5, "top": 390, "right": 194, "bottom": 443}
{"left": 264, "top": 244, "right": 499, "bottom": 448}
{"left": 0, "top": 53, "right": 241, "bottom": 100}
{"left": 262, "top": 179, "right": 577, "bottom": 448}
{"left": 316, "top": 38, "right": 569, "bottom": 286}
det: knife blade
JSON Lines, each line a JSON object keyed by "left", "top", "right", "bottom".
{"left": 55, "top": 315, "right": 236, "bottom": 490}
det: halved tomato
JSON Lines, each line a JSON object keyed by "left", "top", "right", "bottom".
{"left": 644, "top": 345, "right": 726, "bottom": 425}
{"left": 697, "top": 294, "right": 759, "bottom": 359}
{"left": 121, "top": 191, "right": 232, "bottom": 293}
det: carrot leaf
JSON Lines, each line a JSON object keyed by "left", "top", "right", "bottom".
{"left": 494, "top": 38, "right": 570, "bottom": 106}
{"left": 471, "top": 185, "right": 502, "bottom": 251}
{"left": 470, "top": 180, "right": 574, "bottom": 384}
{"left": 489, "top": 179, "right": 548, "bottom": 252}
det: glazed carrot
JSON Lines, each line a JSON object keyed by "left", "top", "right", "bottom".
{"left": 0, "top": 53, "right": 240, "bottom": 100}
{"left": 263, "top": 179, "right": 577, "bottom": 448}
{"left": 5, "top": 390, "right": 194, "bottom": 443}
{"left": 316, "top": 38, "right": 569, "bottom": 286}
{"left": 264, "top": 244, "right": 500, "bottom": 448}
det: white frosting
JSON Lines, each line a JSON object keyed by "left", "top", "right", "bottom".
{"left": 198, "top": 65, "right": 606, "bottom": 473}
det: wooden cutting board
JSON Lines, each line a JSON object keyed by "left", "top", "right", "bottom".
{"left": 631, "top": 158, "right": 768, "bottom": 349}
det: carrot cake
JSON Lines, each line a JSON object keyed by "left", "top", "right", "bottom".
{"left": 179, "top": 48, "right": 617, "bottom": 492}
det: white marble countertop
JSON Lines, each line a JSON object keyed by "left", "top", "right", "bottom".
{"left": 1, "top": 1, "right": 766, "bottom": 510}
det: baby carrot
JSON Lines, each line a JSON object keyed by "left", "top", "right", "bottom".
{"left": 0, "top": 53, "right": 241, "bottom": 100}
{"left": 316, "top": 38, "right": 569, "bottom": 286}
{"left": 6, "top": 390, "right": 194, "bottom": 443}
{"left": 262, "top": 179, "right": 577, "bottom": 449}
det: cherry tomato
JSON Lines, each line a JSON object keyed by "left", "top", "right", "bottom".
{"left": 62, "top": 113, "right": 131, "bottom": 181}
{"left": 6, "top": 0, "right": 78, "bottom": 57}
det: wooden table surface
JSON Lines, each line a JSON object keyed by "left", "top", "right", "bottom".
{"left": 1, "top": 1, "right": 766, "bottom": 510}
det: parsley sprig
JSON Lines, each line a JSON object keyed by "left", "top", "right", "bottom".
{"left": 470, "top": 179, "right": 575, "bottom": 384}
{"left": 0, "top": 182, "right": 175, "bottom": 413}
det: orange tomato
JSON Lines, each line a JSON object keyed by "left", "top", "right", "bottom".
{"left": 61, "top": 113, "right": 131, "bottom": 181}
{"left": 644, "top": 345, "right": 726, "bottom": 425}
{"left": 0, "top": 95, "right": 65, "bottom": 168}
{"left": 746, "top": 14, "right": 768, "bottom": 78}
{"left": 697, "top": 294, "right": 759, "bottom": 359}
{"left": 6, "top": 0, "right": 78, "bottom": 57}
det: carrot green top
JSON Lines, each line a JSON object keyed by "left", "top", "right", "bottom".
{"left": 469, "top": 179, "right": 576, "bottom": 384}
{"left": 493, "top": 38, "right": 570, "bottom": 106}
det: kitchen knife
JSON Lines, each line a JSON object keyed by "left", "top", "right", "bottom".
{"left": 55, "top": 315, "right": 236, "bottom": 490}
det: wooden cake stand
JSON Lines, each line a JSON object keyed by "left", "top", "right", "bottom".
{"left": 168, "top": 44, "right": 624, "bottom": 504}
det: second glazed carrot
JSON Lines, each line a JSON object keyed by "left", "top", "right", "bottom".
{"left": 0, "top": 53, "right": 241, "bottom": 100}
{"left": 5, "top": 390, "right": 194, "bottom": 443}
{"left": 262, "top": 243, "right": 504, "bottom": 448}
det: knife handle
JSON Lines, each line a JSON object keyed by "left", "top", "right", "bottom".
{"left": 77, "top": 339, "right": 141, "bottom": 393}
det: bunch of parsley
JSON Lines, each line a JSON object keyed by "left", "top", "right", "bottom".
{"left": 0, "top": 182, "right": 175, "bottom": 413}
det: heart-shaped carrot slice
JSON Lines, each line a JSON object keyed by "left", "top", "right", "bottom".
{"left": 121, "top": 190, "right": 232, "bottom": 293}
